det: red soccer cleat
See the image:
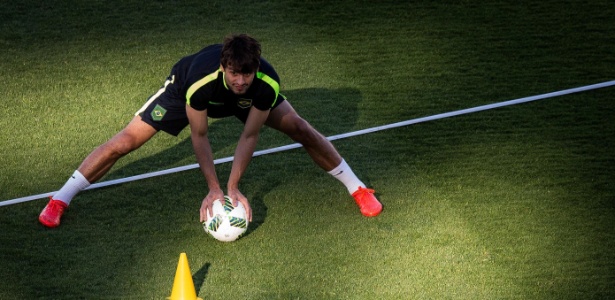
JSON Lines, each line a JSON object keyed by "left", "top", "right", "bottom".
{"left": 351, "top": 187, "right": 383, "bottom": 217}
{"left": 39, "top": 197, "right": 68, "bottom": 228}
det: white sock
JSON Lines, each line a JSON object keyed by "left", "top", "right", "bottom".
{"left": 52, "top": 170, "right": 91, "bottom": 205}
{"left": 327, "top": 159, "right": 365, "bottom": 194}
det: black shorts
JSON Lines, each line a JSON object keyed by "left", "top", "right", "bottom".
{"left": 136, "top": 76, "right": 286, "bottom": 136}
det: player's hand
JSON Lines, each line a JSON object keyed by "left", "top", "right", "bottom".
{"left": 200, "top": 188, "right": 225, "bottom": 223}
{"left": 226, "top": 188, "right": 252, "bottom": 222}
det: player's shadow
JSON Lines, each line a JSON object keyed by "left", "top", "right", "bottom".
{"left": 103, "top": 87, "right": 362, "bottom": 234}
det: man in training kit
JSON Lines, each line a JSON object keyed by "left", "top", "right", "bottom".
{"left": 39, "top": 34, "right": 383, "bottom": 228}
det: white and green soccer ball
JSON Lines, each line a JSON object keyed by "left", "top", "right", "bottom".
{"left": 203, "top": 196, "right": 248, "bottom": 242}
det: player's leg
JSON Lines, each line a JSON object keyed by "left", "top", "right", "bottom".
{"left": 266, "top": 101, "right": 342, "bottom": 170}
{"left": 77, "top": 116, "right": 158, "bottom": 183}
{"left": 39, "top": 117, "right": 158, "bottom": 228}
{"left": 265, "top": 100, "right": 382, "bottom": 217}
{"left": 39, "top": 73, "right": 184, "bottom": 228}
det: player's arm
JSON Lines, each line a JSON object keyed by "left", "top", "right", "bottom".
{"left": 186, "top": 104, "right": 225, "bottom": 222}
{"left": 226, "top": 106, "right": 270, "bottom": 221}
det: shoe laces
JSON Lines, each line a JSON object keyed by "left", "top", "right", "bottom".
{"left": 354, "top": 187, "right": 375, "bottom": 197}
{"left": 47, "top": 199, "right": 67, "bottom": 212}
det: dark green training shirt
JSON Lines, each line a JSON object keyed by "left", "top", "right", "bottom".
{"left": 168, "top": 44, "right": 280, "bottom": 112}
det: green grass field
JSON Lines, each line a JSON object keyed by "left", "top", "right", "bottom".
{"left": 1, "top": 0, "right": 614, "bottom": 299}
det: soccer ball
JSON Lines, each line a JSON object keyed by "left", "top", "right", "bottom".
{"left": 203, "top": 196, "right": 249, "bottom": 242}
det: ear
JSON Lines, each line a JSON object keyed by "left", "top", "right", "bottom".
{"left": 219, "top": 64, "right": 225, "bottom": 71}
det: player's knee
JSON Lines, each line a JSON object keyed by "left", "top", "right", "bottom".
{"left": 102, "top": 133, "right": 140, "bottom": 159}
{"left": 288, "top": 118, "right": 320, "bottom": 144}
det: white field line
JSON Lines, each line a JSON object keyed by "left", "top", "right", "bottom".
{"left": 1, "top": 80, "right": 614, "bottom": 207}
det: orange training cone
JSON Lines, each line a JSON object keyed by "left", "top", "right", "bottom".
{"left": 168, "top": 253, "right": 202, "bottom": 300}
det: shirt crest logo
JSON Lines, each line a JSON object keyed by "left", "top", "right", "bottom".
{"left": 237, "top": 98, "right": 253, "bottom": 109}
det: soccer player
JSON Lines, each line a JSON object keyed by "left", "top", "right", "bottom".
{"left": 39, "top": 34, "right": 382, "bottom": 228}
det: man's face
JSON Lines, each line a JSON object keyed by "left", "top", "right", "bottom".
{"left": 222, "top": 65, "right": 255, "bottom": 95}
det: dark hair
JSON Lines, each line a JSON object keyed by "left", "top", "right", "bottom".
{"left": 220, "top": 34, "right": 261, "bottom": 74}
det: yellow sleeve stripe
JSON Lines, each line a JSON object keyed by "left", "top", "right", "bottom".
{"left": 257, "top": 72, "right": 280, "bottom": 108}
{"left": 186, "top": 70, "right": 220, "bottom": 106}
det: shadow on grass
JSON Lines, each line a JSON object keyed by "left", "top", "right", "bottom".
{"left": 193, "top": 262, "right": 210, "bottom": 296}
